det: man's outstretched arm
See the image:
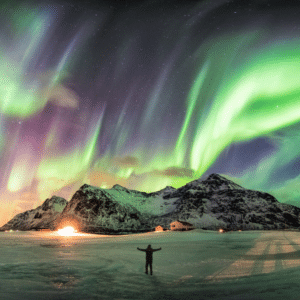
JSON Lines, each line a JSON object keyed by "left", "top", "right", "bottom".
{"left": 153, "top": 247, "right": 162, "bottom": 251}
{"left": 137, "top": 247, "right": 146, "bottom": 251}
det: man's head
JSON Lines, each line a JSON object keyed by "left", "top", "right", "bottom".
{"left": 147, "top": 244, "right": 151, "bottom": 249}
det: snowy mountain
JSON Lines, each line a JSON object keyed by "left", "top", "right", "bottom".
{"left": 2, "top": 173, "right": 300, "bottom": 232}
{"left": 55, "top": 184, "right": 149, "bottom": 233}
{"left": 54, "top": 182, "right": 182, "bottom": 233}
{"left": 149, "top": 174, "right": 300, "bottom": 230}
{"left": 0, "top": 196, "right": 67, "bottom": 231}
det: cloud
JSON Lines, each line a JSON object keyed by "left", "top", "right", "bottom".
{"left": 123, "top": 167, "right": 196, "bottom": 192}
{"left": 113, "top": 156, "right": 139, "bottom": 168}
{"left": 38, "top": 70, "right": 79, "bottom": 109}
{"left": 88, "top": 170, "right": 127, "bottom": 188}
{"left": 48, "top": 84, "right": 79, "bottom": 108}
{"left": 156, "top": 167, "right": 194, "bottom": 178}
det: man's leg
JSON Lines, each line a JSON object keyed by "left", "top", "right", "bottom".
{"left": 150, "top": 263, "right": 153, "bottom": 275}
{"left": 145, "top": 261, "right": 148, "bottom": 274}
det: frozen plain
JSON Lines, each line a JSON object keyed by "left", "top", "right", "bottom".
{"left": 1, "top": 230, "right": 300, "bottom": 300}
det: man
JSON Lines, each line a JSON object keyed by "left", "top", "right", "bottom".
{"left": 137, "top": 244, "right": 162, "bottom": 275}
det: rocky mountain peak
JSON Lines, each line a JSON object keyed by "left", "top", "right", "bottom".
{"left": 176, "top": 173, "right": 244, "bottom": 195}
{"left": 41, "top": 196, "right": 68, "bottom": 212}
{"left": 146, "top": 185, "right": 177, "bottom": 199}
{"left": 207, "top": 173, "right": 227, "bottom": 181}
{"left": 164, "top": 186, "right": 176, "bottom": 192}
{"left": 80, "top": 183, "right": 92, "bottom": 190}
{"left": 204, "top": 173, "right": 244, "bottom": 191}
{"left": 112, "top": 184, "right": 129, "bottom": 192}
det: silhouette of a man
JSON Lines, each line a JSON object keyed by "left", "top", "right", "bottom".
{"left": 137, "top": 244, "right": 162, "bottom": 275}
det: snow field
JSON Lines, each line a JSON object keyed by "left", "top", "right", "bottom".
{"left": 1, "top": 230, "right": 300, "bottom": 299}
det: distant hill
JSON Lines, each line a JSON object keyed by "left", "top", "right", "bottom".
{"left": 2, "top": 174, "right": 300, "bottom": 233}
{"left": 0, "top": 196, "right": 67, "bottom": 231}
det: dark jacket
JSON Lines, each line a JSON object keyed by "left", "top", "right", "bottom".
{"left": 137, "top": 246, "right": 162, "bottom": 262}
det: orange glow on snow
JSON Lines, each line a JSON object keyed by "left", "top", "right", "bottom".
{"left": 57, "top": 226, "right": 77, "bottom": 236}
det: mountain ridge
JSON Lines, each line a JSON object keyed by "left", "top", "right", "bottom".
{"left": 1, "top": 174, "right": 300, "bottom": 233}
{"left": 0, "top": 196, "right": 67, "bottom": 231}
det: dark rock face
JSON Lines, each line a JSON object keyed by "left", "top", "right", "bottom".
{"left": 0, "top": 196, "right": 67, "bottom": 231}
{"left": 55, "top": 184, "right": 148, "bottom": 233}
{"left": 2, "top": 173, "right": 300, "bottom": 232}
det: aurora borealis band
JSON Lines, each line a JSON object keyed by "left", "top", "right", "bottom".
{"left": 1, "top": 0, "right": 300, "bottom": 225}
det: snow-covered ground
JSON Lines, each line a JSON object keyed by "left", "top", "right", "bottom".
{"left": 1, "top": 230, "right": 300, "bottom": 299}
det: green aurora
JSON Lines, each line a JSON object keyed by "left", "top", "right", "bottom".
{"left": 1, "top": 0, "right": 300, "bottom": 225}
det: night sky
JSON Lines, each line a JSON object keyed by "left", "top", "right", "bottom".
{"left": 1, "top": 0, "right": 300, "bottom": 226}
